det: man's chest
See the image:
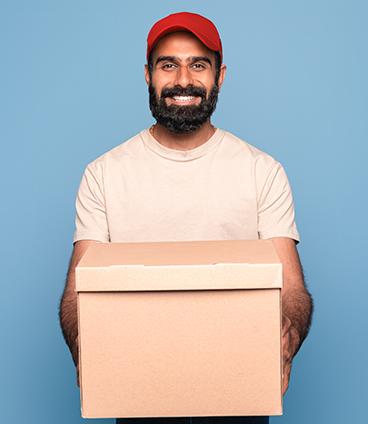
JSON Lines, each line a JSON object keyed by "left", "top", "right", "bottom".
{"left": 103, "top": 159, "right": 259, "bottom": 242}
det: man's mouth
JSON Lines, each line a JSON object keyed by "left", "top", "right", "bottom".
{"left": 166, "top": 95, "right": 201, "bottom": 106}
{"left": 171, "top": 96, "right": 196, "bottom": 102}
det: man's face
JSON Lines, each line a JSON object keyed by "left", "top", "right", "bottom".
{"left": 145, "top": 32, "right": 224, "bottom": 134}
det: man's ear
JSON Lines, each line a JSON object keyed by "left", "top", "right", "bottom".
{"left": 144, "top": 64, "right": 150, "bottom": 88}
{"left": 218, "top": 64, "right": 227, "bottom": 92}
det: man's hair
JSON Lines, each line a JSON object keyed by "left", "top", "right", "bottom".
{"left": 147, "top": 49, "right": 222, "bottom": 84}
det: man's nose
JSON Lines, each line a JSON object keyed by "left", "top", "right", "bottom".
{"left": 174, "top": 66, "right": 193, "bottom": 87}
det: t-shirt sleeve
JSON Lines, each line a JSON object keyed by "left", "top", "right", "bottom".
{"left": 257, "top": 162, "right": 300, "bottom": 242}
{"left": 73, "top": 163, "right": 110, "bottom": 243}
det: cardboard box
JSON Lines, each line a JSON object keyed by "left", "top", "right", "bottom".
{"left": 76, "top": 240, "right": 283, "bottom": 419}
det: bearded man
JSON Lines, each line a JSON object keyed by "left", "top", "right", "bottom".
{"left": 60, "top": 12, "right": 313, "bottom": 424}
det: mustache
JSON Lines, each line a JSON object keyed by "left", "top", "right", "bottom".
{"left": 160, "top": 86, "right": 207, "bottom": 100}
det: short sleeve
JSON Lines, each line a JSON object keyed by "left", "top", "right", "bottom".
{"left": 73, "top": 164, "right": 110, "bottom": 243}
{"left": 257, "top": 162, "right": 300, "bottom": 242}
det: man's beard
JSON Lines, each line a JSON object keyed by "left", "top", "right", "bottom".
{"left": 149, "top": 83, "right": 219, "bottom": 134}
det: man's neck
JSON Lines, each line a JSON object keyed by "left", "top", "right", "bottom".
{"left": 152, "top": 120, "right": 215, "bottom": 151}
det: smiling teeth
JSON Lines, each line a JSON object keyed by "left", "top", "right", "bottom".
{"left": 172, "top": 96, "right": 195, "bottom": 101}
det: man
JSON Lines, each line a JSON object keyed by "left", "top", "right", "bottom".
{"left": 60, "top": 12, "right": 313, "bottom": 424}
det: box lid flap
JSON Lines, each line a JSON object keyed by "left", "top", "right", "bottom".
{"left": 76, "top": 240, "right": 282, "bottom": 291}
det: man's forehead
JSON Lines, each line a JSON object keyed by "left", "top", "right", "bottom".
{"left": 151, "top": 31, "right": 215, "bottom": 61}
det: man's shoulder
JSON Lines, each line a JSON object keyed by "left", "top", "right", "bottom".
{"left": 221, "top": 130, "right": 279, "bottom": 167}
{"left": 86, "top": 130, "right": 147, "bottom": 171}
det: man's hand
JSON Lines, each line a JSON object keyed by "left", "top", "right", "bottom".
{"left": 73, "top": 335, "right": 80, "bottom": 387}
{"left": 282, "top": 314, "right": 300, "bottom": 395}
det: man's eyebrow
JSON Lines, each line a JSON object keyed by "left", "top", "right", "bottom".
{"left": 155, "top": 55, "right": 213, "bottom": 66}
{"left": 189, "top": 56, "right": 212, "bottom": 66}
{"left": 155, "top": 56, "right": 175, "bottom": 66}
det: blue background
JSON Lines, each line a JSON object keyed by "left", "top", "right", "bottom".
{"left": 1, "top": 1, "right": 367, "bottom": 423}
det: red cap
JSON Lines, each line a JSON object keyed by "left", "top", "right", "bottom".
{"left": 147, "top": 12, "right": 223, "bottom": 63}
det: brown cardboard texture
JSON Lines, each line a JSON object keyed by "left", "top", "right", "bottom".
{"left": 76, "top": 240, "right": 283, "bottom": 419}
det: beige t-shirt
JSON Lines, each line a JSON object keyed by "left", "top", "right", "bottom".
{"left": 74, "top": 129, "right": 299, "bottom": 244}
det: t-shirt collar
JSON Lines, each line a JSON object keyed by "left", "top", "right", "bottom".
{"left": 141, "top": 128, "right": 225, "bottom": 161}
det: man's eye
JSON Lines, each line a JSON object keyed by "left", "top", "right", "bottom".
{"left": 192, "top": 63, "right": 205, "bottom": 70}
{"left": 162, "top": 63, "right": 176, "bottom": 69}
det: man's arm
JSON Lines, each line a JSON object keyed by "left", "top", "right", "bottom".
{"left": 271, "top": 237, "right": 313, "bottom": 395}
{"left": 59, "top": 240, "right": 95, "bottom": 381}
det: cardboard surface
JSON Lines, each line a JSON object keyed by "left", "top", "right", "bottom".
{"left": 76, "top": 240, "right": 283, "bottom": 418}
